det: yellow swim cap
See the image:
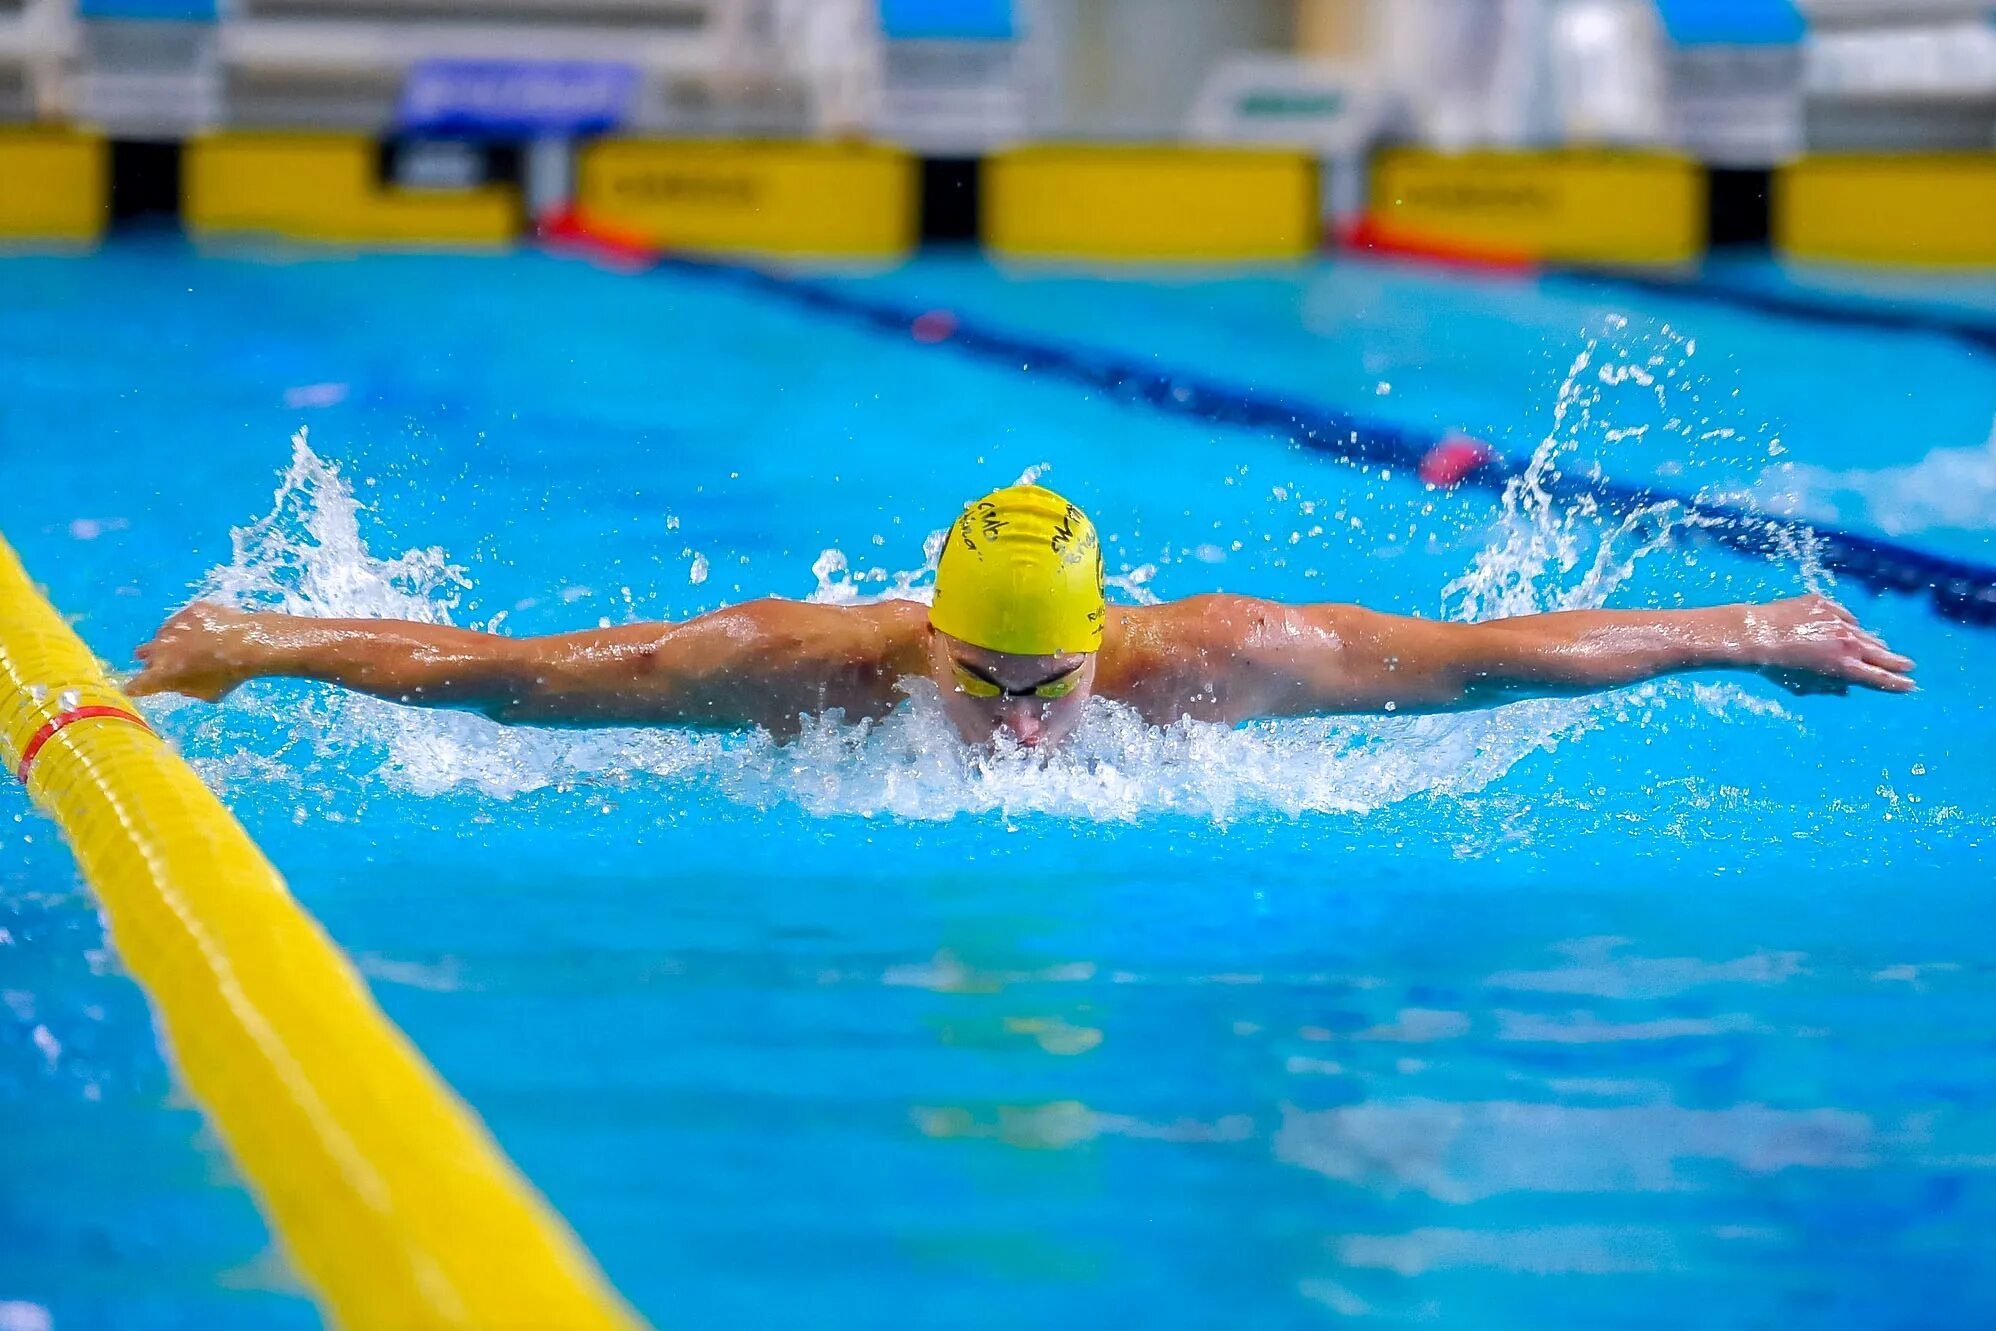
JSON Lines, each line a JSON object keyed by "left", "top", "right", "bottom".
{"left": 930, "top": 485, "right": 1106, "bottom": 656}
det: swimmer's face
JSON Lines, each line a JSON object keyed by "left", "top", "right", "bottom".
{"left": 931, "top": 631, "right": 1096, "bottom": 750}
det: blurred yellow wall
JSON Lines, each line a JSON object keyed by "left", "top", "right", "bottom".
{"left": 1368, "top": 150, "right": 1704, "bottom": 265}
{"left": 1778, "top": 155, "right": 1996, "bottom": 267}
{"left": 575, "top": 141, "right": 915, "bottom": 259}
{"left": 986, "top": 146, "right": 1318, "bottom": 261}
{"left": 0, "top": 128, "right": 105, "bottom": 244}
{"left": 185, "top": 132, "right": 517, "bottom": 246}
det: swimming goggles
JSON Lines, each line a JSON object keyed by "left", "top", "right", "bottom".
{"left": 949, "top": 658, "right": 1084, "bottom": 701}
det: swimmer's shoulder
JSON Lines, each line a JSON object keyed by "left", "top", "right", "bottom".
{"left": 1105, "top": 594, "right": 1293, "bottom": 659}
{"left": 845, "top": 598, "right": 933, "bottom": 669}
{"left": 849, "top": 597, "right": 930, "bottom": 636}
{"left": 699, "top": 597, "right": 924, "bottom": 665}
{"left": 1102, "top": 596, "right": 1330, "bottom": 723}
{"left": 1098, "top": 597, "right": 1240, "bottom": 698}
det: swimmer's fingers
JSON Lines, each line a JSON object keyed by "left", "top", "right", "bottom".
{"left": 1768, "top": 653, "right": 1912, "bottom": 697}
{"left": 121, "top": 602, "right": 254, "bottom": 703}
{"left": 1860, "top": 642, "right": 1915, "bottom": 674}
{"left": 1805, "top": 642, "right": 1914, "bottom": 695}
{"left": 127, "top": 635, "right": 165, "bottom": 693}
{"left": 126, "top": 664, "right": 233, "bottom": 702}
{"left": 1832, "top": 625, "right": 1916, "bottom": 690}
{"left": 1846, "top": 641, "right": 1916, "bottom": 691}
{"left": 1847, "top": 661, "right": 1917, "bottom": 693}
{"left": 124, "top": 663, "right": 170, "bottom": 697}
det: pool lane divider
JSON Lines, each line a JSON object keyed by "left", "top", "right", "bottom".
{"left": 14, "top": 703, "right": 154, "bottom": 782}
{"left": 1339, "top": 218, "right": 1996, "bottom": 358}
{"left": 542, "top": 209, "right": 1996, "bottom": 631}
{"left": 1549, "top": 267, "right": 1996, "bottom": 358}
{"left": 0, "top": 533, "right": 646, "bottom": 1330}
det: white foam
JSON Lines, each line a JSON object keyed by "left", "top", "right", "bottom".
{"left": 1759, "top": 415, "right": 1996, "bottom": 538}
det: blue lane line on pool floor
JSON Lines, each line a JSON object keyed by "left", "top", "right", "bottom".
{"left": 643, "top": 252, "right": 1996, "bottom": 629}
{"left": 1550, "top": 268, "right": 1996, "bottom": 357}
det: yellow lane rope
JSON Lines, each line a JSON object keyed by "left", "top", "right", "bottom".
{"left": 0, "top": 532, "right": 645, "bottom": 1331}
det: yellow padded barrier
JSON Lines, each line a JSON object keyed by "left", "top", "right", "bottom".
{"left": 576, "top": 139, "right": 915, "bottom": 258}
{"left": 1777, "top": 154, "right": 1996, "bottom": 267}
{"left": 1368, "top": 149, "right": 1704, "bottom": 266}
{"left": 0, "top": 127, "right": 107, "bottom": 244}
{"left": 0, "top": 534, "right": 644, "bottom": 1331}
{"left": 185, "top": 132, "right": 519, "bottom": 247}
{"left": 984, "top": 145, "right": 1317, "bottom": 261}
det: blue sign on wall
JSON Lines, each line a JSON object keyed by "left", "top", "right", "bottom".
{"left": 879, "top": 0, "right": 1015, "bottom": 41}
{"left": 78, "top": 0, "right": 217, "bottom": 16}
{"left": 1655, "top": 0, "right": 1804, "bottom": 46}
{"left": 397, "top": 60, "right": 638, "bottom": 138}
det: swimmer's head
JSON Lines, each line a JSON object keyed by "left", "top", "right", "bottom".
{"left": 928, "top": 485, "right": 1105, "bottom": 748}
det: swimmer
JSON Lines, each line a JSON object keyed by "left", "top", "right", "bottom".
{"left": 129, "top": 484, "right": 1914, "bottom": 748}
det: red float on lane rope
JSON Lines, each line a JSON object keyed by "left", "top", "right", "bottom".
{"left": 910, "top": 310, "right": 957, "bottom": 343}
{"left": 15, "top": 705, "right": 153, "bottom": 783}
{"left": 1419, "top": 435, "right": 1496, "bottom": 488}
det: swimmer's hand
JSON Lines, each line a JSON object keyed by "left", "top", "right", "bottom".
{"left": 1739, "top": 594, "right": 1916, "bottom": 696}
{"left": 129, "top": 602, "right": 261, "bottom": 702}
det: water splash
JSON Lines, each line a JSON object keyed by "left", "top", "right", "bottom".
{"left": 806, "top": 536, "right": 944, "bottom": 607}
{"left": 799, "top": 460, "right": 1068, "bottom": 609}
{"left": 1445, "top": 344, "right": 1692, "bottom": 621}
{"left": 201, "top": 428, "right": 469, "bottom": 623}
{"left": 161, "top": 408, "right": 1784, "bottom": 821}
{"left": 1444, "top": 327, "right": 1841, "bottom": 614}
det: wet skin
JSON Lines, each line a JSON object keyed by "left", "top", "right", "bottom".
{"left": 129, "top": 593, "right": 1913, "bottom": 748}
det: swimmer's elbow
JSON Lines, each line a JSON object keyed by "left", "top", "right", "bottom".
{"left": 472, "top": 676, "right": 617, "bottom": 726}
{"left": 473, "top": 659, "right": 554, "bottom": 720}
{"left": 468, "top": 666, "right": 555, "bottom": 723}
{"left": 1308, "top": 612, "right": 1491, "bottom": 713}
{"left": 501, "top": 631, "right": 698, "bottom": 724}
{"left": 465, "top": 639, "right": 610, "bottom": 722}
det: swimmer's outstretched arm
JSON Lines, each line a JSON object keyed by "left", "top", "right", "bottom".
{"left": 127, "top": 600, "right": 918, "bottom": 730}
{"left": 1194, "top": 592, "right": 1914, "bottom": 719}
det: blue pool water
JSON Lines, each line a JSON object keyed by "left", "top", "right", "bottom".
{"left": 3, "top": 237, "right": 1993, "bottom": 1329}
